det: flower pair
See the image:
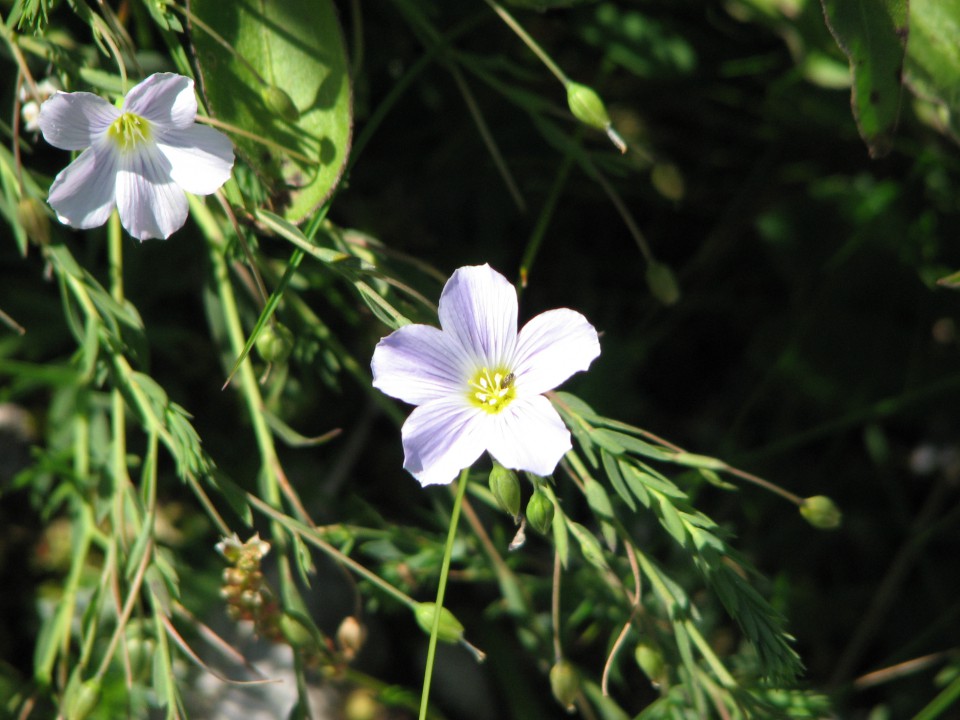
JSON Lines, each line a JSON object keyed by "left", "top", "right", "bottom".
{"left": 39, "top": 73, "right": 234, "bottom": 241}
{"left": 373, "top": 264, "right": 600, "bottom": 486}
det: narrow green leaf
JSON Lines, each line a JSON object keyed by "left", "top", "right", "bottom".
{"left": 568, "top": 521, "right": 609, "bottom": 570}
{"left": 821, "top": 0, "right": 908, "bottom": 157}
{"left": 603, "top": 449, "right": 636, "bottom": 511}
{"left": 584, "top": 476, "right": 615, "bottom": 519}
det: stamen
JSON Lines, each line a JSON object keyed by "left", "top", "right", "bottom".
{"left": 467, "top": 367, "right": 517, "bottom": 414}
{"left": 107, "top": 112, "right": 152, "bottom": 151}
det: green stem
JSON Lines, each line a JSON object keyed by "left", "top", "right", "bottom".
{"left": 482, "top": 0, "right": 568, "bottom": 85}
{"left": 419, "top": 469, "right": 470, "bottom": 720}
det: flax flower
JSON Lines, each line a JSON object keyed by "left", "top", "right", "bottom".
{"left": 372, "top": 264, "right": 600, "bottom": 486}
{"left": 39, "top": 73, "right": 234, "bottom": 241}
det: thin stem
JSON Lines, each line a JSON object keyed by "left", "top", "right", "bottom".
{"left": 519, "top": 143, "right": 575, "bottom": 289}
{"left": 419, "top": 469, "right": 470, "bottom": 720}
{"left": 551, "top": 549, "right": 563, "bottom": 662}
{"left": 482, "top": 0, "right": 568, "bottom": 85}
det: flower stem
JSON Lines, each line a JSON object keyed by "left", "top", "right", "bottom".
{"left": 418, "top": 468, "right": 470, "bottom": 720}
{"left": 482, "top": 0, "right": 568, "bottom": 85}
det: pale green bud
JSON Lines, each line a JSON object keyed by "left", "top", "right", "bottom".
{"left": 635, "top": 642, "right": 667, "bottom": 686}
{"left": 566, "top": 81, "right": 610, "bottom": 131}
{"left": 651, "top": 163, "right": 685, "bottom": 202}
{"left": 256, "top": 322, "right": 295, "bottom": 364}
{"left": 279, "top": 612, "right": 320, "bottom": 651}
{"left": 549, "top": 659, "right": 580, "bottom": 711}
{"left": 414, "top": 602, "right": 464, "bottom": 643}
{"left": 800, "top": 495, "right": 842, "bottom": 530}
{"left": 489, "top": 463, "right": 521, "bottom": 519}
{"left": 17, "top": 196, "right": 51, "bottom": 247}
{"left": 645, "top": 262, "right": 681, "bottom": 306}
{"left": 65, "top": 678, "right": 101, "bottom": 720}
{"left": 336, "top": 615, "right": 366, "bottom": 660}
{"left": 526, "top": 490, "right": 554, "bottom": 535}
{"left": 261, "top": 85, "right": 300, "bottom": 122}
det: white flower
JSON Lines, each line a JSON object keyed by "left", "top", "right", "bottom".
{"left": 371, "top": 264, "right": 600, "bottom": 486}
{"left": 21, "top": 78, "right": 61, "bottom": 133}
{"left": 38, "top": 72, "right": 234, "bottom": 241}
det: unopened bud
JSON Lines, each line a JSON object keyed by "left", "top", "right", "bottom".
{"left": 651, "top": 163, "right": 685, "bottom": 202}
{"left": 414, "top": 602, "right": 464, "bottom": 643}
{"left": 525, "top": 490, "right": 554, "bottom": 535}
{"left": 261, "top": 85, "right": 300, "bottom": 121}
{"left": 279, "top": 612, "right": 319, "bottom": 650}
{"left": 800, "top": 495, "right": 842, "bottom": 530}
{"left": 489, "top": 463, "right": 521, "bottom": 519}
{"left": 337, "top": 616, "right": 366, "bottom": 660}
{"left": 635, "top": 642, "right": 666, "bottom": 687}
{"left": 343, "top": 689, "right": 381, "bottom": 720}
{"left": 566, "top": 81, "right": 610, "bottom": 131}
{"left": 549, "top": 660, "right": 579, "bottom": 712}
{"left": 65, "top": 678, "right": 101, "bottom": 720}
{"left": 17, "top": 196, "right": 51, "bottom": 247}
{"left": 645, "top": 262, "right": 681, "bottom": 306}
{"left": 255, "top": 322, "right": 295, "bottom": 364}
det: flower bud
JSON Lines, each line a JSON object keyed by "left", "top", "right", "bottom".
{"left": 800, "top": 495, "right": 842, "bottom": 530}
{"left": 645, "top": 262, "right": 681, "bottom": 306}
{"left": 414, "top": 602, "right": 464, "bottom": 643}
{"left": 566, "top": 81, "right": 611, "bottom": 131}
{"left": 650, "top": 163, "right": 685, "bottom": 202}
{"left": 525, "top": 490, "right": 554, "bottom": 535}
{"left": 549, "top": 659, "right": 579, "bottom": 712}
{"left": 488, "top": 463, "right": 521, "bottom": 519}
{"left": 635, "top": 642, "right": 667, "bottom": 687}
{"left": 17, "top": 196, "right": 51, "bottom": 247}
{"left": 344, "top": 689, "right": 381, "bottom": 720}
{"left": 336, "top": 616, "right": 366, "bottom": 660}
{"left": 279, "top": 612, "right": 320, "bottom": 651}
{"left": 65, "top": 678, "right": 101, "bottom": 720}
{"left": 256, "top": 323, "right": 295, "bottom": 364}
{"left": 261, "top": 85, "right": 300, "bottom": 121}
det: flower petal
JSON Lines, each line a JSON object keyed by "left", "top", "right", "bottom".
{"left": 156, "top": 125, "right": 235, "bottom": 195}
{"left": 124, "top": 73, "right": 197, "bottom": 130}
{"left": 401, "top": 397, "right": 490, "bottom": 486}
{"left": 486, "top": 395, "right": 571, "bottom": 476}
{"left": 438, "top": 265, "right": 518, "bottom": 368}
{"left": 115, "top": 144, "right": 188, "bottom": 241}
{"left": 47, "top": 144, "right": 118, "bottom": 230}
{"left": 512, "top": 309, "right": 600, "bottom": 395}
{"left": 372, "top": 324, "right": 471, "bottom": 405}
{"left": 39, "top": 92, "right": 118, "bottom": 150}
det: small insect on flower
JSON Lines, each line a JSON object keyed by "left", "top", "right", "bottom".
{"left": 371, "top": 264, "right": 600, "bottom": 486}
{"left": 38, "top": 73, "right": 234, "bottom": 241}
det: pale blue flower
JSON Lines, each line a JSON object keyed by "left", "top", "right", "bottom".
{"left": 372, "top": 264, "right": 600, "bottom": 486}
{"left": 39, "top": 73, "right": 234, "bottom": 241}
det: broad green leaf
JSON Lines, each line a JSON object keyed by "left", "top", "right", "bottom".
{"left": 821, "top": 0, "right": 908, "bottom": 157}
{"left": 906, "top": 0, "right": 960, "bottom": 143}
{"left": 191, "top": 0, "right": 352, "bottom": 222}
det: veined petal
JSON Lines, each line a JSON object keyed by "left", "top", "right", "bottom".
{"left": 39, "top": 92, "right": 119, "bottom": 150}
{"left": 486, "top": 395, "right": 571, "bottom": 476}
{"left": 372, "top": 324, "right": 469, "bottom": 405}
{"left": 438, "top": 265, "right": 518, "bottom": 368}
{"left": 124, "top": 73, "right": 197, "bottom": 130}
{"left": 115, "top": 144, "right": 187, "bottom": 241}
{"left": 156, "top": 125, "right": 235, "bottom": 195}
{"left": 512, "top": 309, "right": 600, "bottom": 396}
{"left": 401, "top": 397, "right": 490, "bottom": 486}
{"left": 47, "top": 145, "right": 118, "bottom": 229}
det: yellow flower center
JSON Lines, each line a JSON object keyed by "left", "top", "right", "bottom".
{"left": 467, "top": 368, "right": 516, "bottom": 414}
{"left": 107, "top": 112, "right": 151, "bottom": 151}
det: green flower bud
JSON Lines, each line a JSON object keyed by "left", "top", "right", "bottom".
{"left": 279, "top": 611, "right": 320, "bottom": 651}
{"left": 414, "top": 602, "right": 464, "bottom": 643}
{"left": 17, "top": 196, "right": 51, "bottom": 247}
{"left": 489, "top": 463, "right": 521, "bottom": 519}
{"left": 261, "top": 85, "right": 300, "bottom": 122}
{"left": 635, "top": 642, "right": 667, "bottom": 686}
{"left": 645, "top": 262, "right": 681, "bottom": 306}
{"left": 651, "top": 163, "right": 685, "bottom": 202}
{"left": 526, "top": 490, "right": 554, "bottom": 535}
{"left": 256, "top": 322, "right": 295, "bottom": 364}
{"left": 566, "top": 81, "right": 610, "bottom": 131}
{"left": 800, "top": 495, "right": 842, "bottom": 530}
{"left": 549, "top": 659, "right": 580, "bottom": 712}
{"left": 65, "top": 678, "right": 101, "bottom": 720}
